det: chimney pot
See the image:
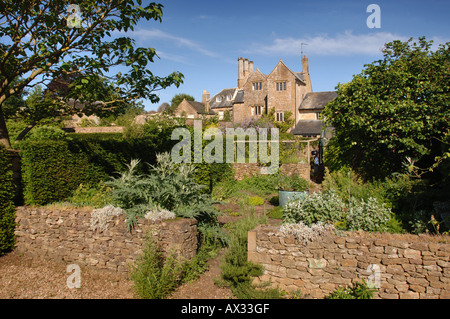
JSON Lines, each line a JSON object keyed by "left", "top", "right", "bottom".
{"left": 302, "top": 55, "right": 309, "bottom": 74}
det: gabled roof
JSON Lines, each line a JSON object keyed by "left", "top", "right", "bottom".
{"left": 210, "top": 88, "right": 236, "bottom": 109}
{"left": 241, "top": 67, "right": 267, "bottom": 86}
{"left": 183, "top": 100, "right": 215, "bottom": 115}
{"left": 268, "top": 60, "right": 306, "bottom": 85}
{"left": 299, "top": 91, "right": 338, "bottom": 110}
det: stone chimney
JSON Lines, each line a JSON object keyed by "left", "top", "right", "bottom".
{"left": 238, "top": 57, "right": 245, "bottom": 88}
{"left": 243, "top": 59, "right": 249, "bottom": 78}
{"left": 301, "top": 55, "right": 312, "bottom": 92}
{"left": 302, "top": 55, "right": 309, "bottom": 74}
{"left": 249, "top": 61, "right": 254, "bottom": 74}
{"left": 202, "top": 90, "right": 210, "bottom": 113}
{"left": 238, "top": 57, "right": 254, "bottom": 88}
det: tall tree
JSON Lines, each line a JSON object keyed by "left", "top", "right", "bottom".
{"left": 323, "top": 37, "right": 449, "bottom": 180}
{"left": 0, "top": 0, "right": 184, "bottom": 148}
{"left": 169, "top": 93, "right": 195, "bottom": 114}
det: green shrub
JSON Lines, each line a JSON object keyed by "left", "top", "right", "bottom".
{"left": 268, "top": 206, "right": 283, "bottom": 219}
{"left": 68, "top": 182, "right": 113, "bottom": 208}
{"left": 26, "top": 125, "right": 67, "bottom": 141}
{"left": 219, "top": 213, "right": 283, "bottom": 298}
{"left": 129, "top": 234, "right": 183, "bottom": 299}
{"left": 248, "top": 196, "right": 265, "bottom": 206}
{"left": 0, "top": 146, "right": 16, "bottom": 255}
{"left": 326, "top": 280, "right": 376, "bottom": 299}
{"left": 321, "top": 167, "right": 436, "bottom": 233}
{"left": 20, "top": 140, "right": 106, "bottom": 205}
{"left": 322, "top": 167, "right": 386, "bottom": 204}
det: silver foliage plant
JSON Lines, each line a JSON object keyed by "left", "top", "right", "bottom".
{"left": 347, "top": 197, "right": 392, "bottom": 232}
{"left": 144, "top": 209, "right": 176, "bottom": 222}
{"left": 90, "top": 205, "right": 125, "bottom": 231}
{"left": 283, "top": 191, "right": 346, "bottom": 225}
{"left": 279, "top": 221, "right": 336, "bottom": 244}
{"left": 282, "top": 190, "right": 393, "bottom": 232}
{"left": 104, "top": 153, "right": 226, "bottom": 245}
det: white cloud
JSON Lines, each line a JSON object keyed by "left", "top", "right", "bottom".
{"left": 155, "top": 50, "right": 192, "bottom": 65}
{"left": 248, "top": 31, "right": 411, "bottom": 56}
{"left": 126, "top": 28, "right": 219, "bottom": 58}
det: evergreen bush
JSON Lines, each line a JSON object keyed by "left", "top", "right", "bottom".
{"left": 0, "top": 146, "right": 16, "bottom": 255}
{"left": 20, "top": 140, "right": 106, "bottom": 205}
{"left": 219, "top": 213, "right": 283, "bottom": 298}
{"left": 26, "top": 125, "right": 67, "bottom": 141}
{"left": 129, "top": 234, "right": 183, "bottom": 299}
{"left": 19, "top": 127, "right": 178, "bottom": 206}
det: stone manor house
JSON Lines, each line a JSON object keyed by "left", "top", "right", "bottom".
{"left": 175, "top": 56, "right": 337, "bottom": 137}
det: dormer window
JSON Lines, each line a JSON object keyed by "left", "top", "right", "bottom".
{"left": 216, "top": 96, "right": 223, "bottom": 102}
{"left": 227, "top": 95, "right": 232, "bottom": 101}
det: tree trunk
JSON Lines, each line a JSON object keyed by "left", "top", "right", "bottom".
{"left": 0, "top": 107, "right": 11, "bottom": 149}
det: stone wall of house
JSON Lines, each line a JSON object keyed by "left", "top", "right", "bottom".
{"left": 233, "top": 163, "right": 310, "bottom": 181}
{"left": 267, "top": 62, "right": 297, "bottom": 116}
{"left": 234, "top": 69, "right": 268, "bottom": 123}
{"left": 14, "top": 206, "right": 198, "bottom": 272}
{"left": 248, "top": 225, "right": 450, "bottom": 299}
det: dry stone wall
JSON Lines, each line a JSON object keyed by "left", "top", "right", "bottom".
{"left": 248, "top": 225, "right": 450, "bottom": 299}
{"left": 15, "top": 206, "right": 198, "bottom": 272}
{"left": 233, "top": 163, "right": 310, "bottom": 181}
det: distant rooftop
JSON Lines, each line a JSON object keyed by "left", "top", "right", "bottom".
{"left": 299, "top": 91, "right": 338, "bottom": 110}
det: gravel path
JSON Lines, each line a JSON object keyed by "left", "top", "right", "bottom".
{"left": 0, "top": 249, "right": 232, "bottom": 299}
{"left": 0, "top": 251, "right": 135, "bottom": 299}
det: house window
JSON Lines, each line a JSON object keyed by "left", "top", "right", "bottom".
{"left": 251, "top": 105, "right": 264, "bottom": 116}
{"left": 276, "top": 82, "right": 287, "bottom": 91}
{"left": 315, "top": 111, "right": 321, "bottom": 120}
{"left": 219, "top": 111, "right": 224, "bottom": 120}
{"left": 216, "top": 96, "right": 223, "bottom": 102}
{"left": 252, "top": 82, "right": 262, "bottom": 91}
{"left": 227, "top": 95, "right": 232, "bottom": 101}
{"left": 276, "top": 112, "right": 284, "bottom": 122}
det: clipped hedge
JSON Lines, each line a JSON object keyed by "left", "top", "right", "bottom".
{"left": 20, "top": 140, "right": 106, "bottom": 205}
{"left": 0, "top": 146, "right": 16, "bottom": 255}
{"left": 19, "top": 122, "right": 235, "bottom": 206}
{"left": 19, "top": 130, "right": 178, "bottom": 206}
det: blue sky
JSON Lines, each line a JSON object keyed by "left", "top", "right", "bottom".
{"left": 124, "top": 0, "right": 449, "bottom": 111}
